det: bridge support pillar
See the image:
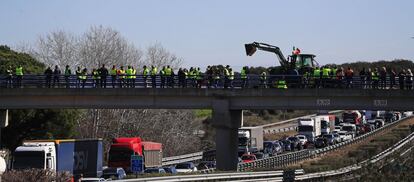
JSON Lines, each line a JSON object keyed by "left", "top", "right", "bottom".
{"left": 212, "top": 100, "right": 242, "bottom": 171}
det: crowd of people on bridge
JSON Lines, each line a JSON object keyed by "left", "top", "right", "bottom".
{"left": 2, "top": 64, "right": 414, "bottom": 90}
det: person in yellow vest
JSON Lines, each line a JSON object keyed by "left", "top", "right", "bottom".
{"left": 80, "top": 68, "right": 87, "bottom": 88}
{"left": 92, "top": 68, "right": 100, "bottom": 88}
{"left": 131, "top": 66, "right": 137, "bottom": 88}
{"left": 126, "top": 66, "right": 133, "bottom": 88}
{"left": 6, "top": 65, "right": 13, "bottom": 88}
{"left": 165, "top": 65, "right": 173, "bottom": 87}
{"left": 213, "top": 68, "right": 220, "bottom": 88}
{"left": 322, "top": 66, "right": 331, "bottom": 88}
{"left": 150, "top": 65, "right": 157, "bottom": 88}
{"left": 110, "top": 65, "right": 117, "bottom": 88}
{"left": 276, "top": 79, "right": 288, "bottom": 89}
{"left": 160, "top": 66, "right": 166, "bottom": 88}
{"left": 223, "top": 65, "right": 230, "bottom": 89}
{"left": 117, "top": 66, "right": 125, "bottom": 88}
{"left": 261, "top": 71, "right": 267, "bottom": 88}
{"left": 313, "top": 67, "right": 321, "bottom": 88}
{"left": 75, "top": 66, "right": 82, "bottom": 88}
{"left": 196, "top": 67, "right": 203, "bottom": 88}
{"left": 228, "top": 68, "right": 234, "bottom": 89}
{"left": 15, "top": 65, "right": 23, "bottom": 88}
{"left": 240, "top": 66, "right": 248, "bottom": 88}
{"left": 372, "top": 68, "right": 379, "bottom": 89}
{"left": 142, "top": 65, "right": 149, "bottom": 88}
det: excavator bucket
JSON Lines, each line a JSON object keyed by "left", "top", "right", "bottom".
{"left": 245, "top": 44, "right": 257, "bottom": 56}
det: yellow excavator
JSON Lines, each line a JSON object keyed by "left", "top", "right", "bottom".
{"left": 245, "top": 42, "right": 318, "bottom": 74}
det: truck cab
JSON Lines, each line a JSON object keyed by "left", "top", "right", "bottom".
{"left": 290, "top": 54, "right": 317, "bottom": 73}
{"left": 298, "top": 118, "right": 321, "bottom": 142}
{"left": 12, "top": 142, "right": 56, "bottom": 171}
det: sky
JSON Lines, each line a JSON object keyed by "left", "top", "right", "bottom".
{"left": 1, "top": 0, "right": 414, "bottom": 70}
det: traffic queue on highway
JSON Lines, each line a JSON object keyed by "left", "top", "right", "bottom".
{"left": 233, "top": 110, "right": 412, "bottom": 165}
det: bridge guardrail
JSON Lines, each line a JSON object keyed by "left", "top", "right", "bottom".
{"left": 238, "top": 116, "right": 413, "bottom": 171}
{"left": 117, "top": 169, "right": 304, "bottom": 182}
{"left": 0, "top": 74, "right": 407, "bottom": 90}
{"left": 162, "top": 152, "right": 203, "bottom": 166}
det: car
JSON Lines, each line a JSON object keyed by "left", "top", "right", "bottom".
{"left": 163, "top": 166, "right": 178, "bottom": 174}
{"left": 175, "top": 162, "right": 197, "bottom": 173}
{"left": 144, "top": 167, "right": 166, "bottom": 174}
{"left": 254, "top": 152, "right": 265, "bottom": 160}
{"left": 337, "top": 131, "right": 353, "bottom": 142}
{"left": 263, "top": 141, "right": 277, "bottom": 156}
{"left": 241, "top": 154, "right": 257, "bottom": 163}
{"left": 197, "top": 161, "right": 216, "bottom": 170}
{"left": 274, "top": 140, "right": 285, "bottom": 153}
{"left": 281, "top": 140, "right": 292, "bottom": 151}
{"left": 334, "top": 126, "right": 342, "bottom": 132}
{"left": 332, "top": 133, "right": 341, "bottom": 143}
{"left": 102, "top": 167, "right": 126, "bottom": 180}
{"left": 273, "top": 142, "right": 283, "bottom": 154}
{"left": 314, "top": 138, "right": 327, "bottom": 148}
{"left": 287, "top": 136, "right": 302, "bottom": 150}
{"left": 322, "top": 134, "right": 337, "bottom": 145}
{"left": 80, "top": 178, "right": 107, "bottom": 182}
{"left": 295, "top": 135, "right": 308, "bottom": 146}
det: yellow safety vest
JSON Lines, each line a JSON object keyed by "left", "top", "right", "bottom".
{"left": 277, "top": 80, "right": 287, "bottom": 89}
{"left": 241, "top": 69, "right": 247, "bottom": 79}
{"left": 151, "top": 67, "right": 157, "bottom": 76}
{"left": 15, "top": 67, "right": 23, "bottom": 76}
{"left": 110, "top": 69, "right": 117, "bottom": 76}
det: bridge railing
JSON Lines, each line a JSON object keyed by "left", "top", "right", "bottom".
{"left": 161, "top": 151, "right": 203, "bottom": 166}
{"left": 0, "top": 74, "right": 409, "bottom": 90}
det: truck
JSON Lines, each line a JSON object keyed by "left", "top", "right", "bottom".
{"left": 297, "top": 118, "right": 321, "bottom": 142}
{"left": 12, "top": 139, "right": 103, "bottom": 178}
{"left": 108, "top": 137, "right": 162, "bottom": 173}
{"left": 318, "top": 115, "right": 336, "bottom": 135}
{"left": 238, "top": 127, "right": 263, "bottom": 156}
{"left": 342, "top": 110, "right": 362, "bottom": 125}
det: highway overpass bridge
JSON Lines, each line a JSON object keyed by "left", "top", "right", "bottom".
{"left": 1, "top": 88, "right": 413, "bottom": 171}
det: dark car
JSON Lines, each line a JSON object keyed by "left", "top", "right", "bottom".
{"left": 102, "top": 167, "right": 126, "bottom": 180}
{"left": 197, "top": 161, "right": 216, "bottom": 170}
{"left": 254, "top": 152, "right": 266, "bottom": 160}
{"left": 282, "top": 140, "right": 292, "bottom": 151}
{"left": 315, "top": 138, "right": 327, "bottom": 148}
{"left": 144, "top": 167, "right": 166, "bottom": 174}
{"left": 287, "top": 136, "right": 302, "bottom": 150}
{"left": 163, "top": 166, "right": 178, "bottom": 174}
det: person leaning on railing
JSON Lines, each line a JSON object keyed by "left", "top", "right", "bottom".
{"left": 75, "top": 67, "right": 82, "bottom": 88}
{"left": 64, "top": 65, "right": 72, "bottom": 88}
{"left": 398, "top": 69, "right": 405, "bottom": 90}
{"left": 240, "top": 66, "right": 248, "bottom": 88}
{"left": 151, "top": 65, "right": 157, "bottom": 88}
{"left": 15, "top": 65, "right": 23, "bottom": 88}
{"left": 6, "top": 65, "right": 13, "bottom": 88}
{"left": 406, "top": 69, "right": 413, "bottom": 90}
{"left": 44, "top": 66, "right": 53, "bottom": 88}
{"left": 80, "top": 68, "right": 87, "bottom": 88}
{"left": 110, "top": 65, "right": 117, "bottom": 88}
{"left": 53, "top": 65, "right": 61, "bottom": 88}
{"left": 371, "top": 68, "right": 379, "bottom": 89}
{"left": 117, "top": 66, "right": 125, "bottom": 88}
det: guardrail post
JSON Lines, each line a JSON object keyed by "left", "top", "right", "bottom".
{"left": 212, "top": 99, "right": 242, "bottom": 171}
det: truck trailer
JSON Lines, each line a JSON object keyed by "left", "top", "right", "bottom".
{"left": 12, "top": 139, "right": 103, "bottom": 178}
{"left": 108, "top": 137, "right": 162, "bottom": 172}
{"left": 298, "top": 118, "right": 321, "bottom": 142}
{"left": 238, "top": 127, "right": 263, "bottom": 156}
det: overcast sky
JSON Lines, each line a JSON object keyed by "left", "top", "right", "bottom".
{"left": 1, "top": 0, "right": 413, "bottom": 69}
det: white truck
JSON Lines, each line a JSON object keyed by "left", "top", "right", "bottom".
{"left": 238, "top": 127, "right": 263, "bottom": 155}
{"left": 317, "top": 115, "right": 335, "bottom": 135}
{"left": 297, "top": 118, "right": 321, "bottom": 142}
{"left": 12, "top": 139, "right": 103, "bottom": 179}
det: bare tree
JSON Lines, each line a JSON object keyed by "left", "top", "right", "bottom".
{"left": 33, "top": 30, "right": 79, "bottom": 68}
{"left": 145, "top": 42, "right": 183, "bottom": 69}
{"left": 78, "top": 25, "right": 143, "bottom": 68}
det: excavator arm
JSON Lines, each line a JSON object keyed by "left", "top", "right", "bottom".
{"left": 245, "top": 42, "right": 290, "bottom": 68}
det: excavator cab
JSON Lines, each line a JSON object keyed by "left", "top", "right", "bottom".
{"left": 290, "top": 54, "right": 318, "bottom": 72}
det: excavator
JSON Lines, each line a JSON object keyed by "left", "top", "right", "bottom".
{"left": 245, "top": 42, "right": 318, "bottom": 75}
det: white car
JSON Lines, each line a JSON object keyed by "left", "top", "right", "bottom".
{"left": 334, "top": 126, "right": 341, "bottom": 133}
{"left": 295, "top": 135, "right": 308, "bottom": 146}
{"left": 175, "top": 162, "right": 198, "bottom": 173}
{"left": 338, "top": 131, "right": 352, "bottom": 141}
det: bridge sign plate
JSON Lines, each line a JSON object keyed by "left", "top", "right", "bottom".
{"left": 131, "top": 155, "right": 143, "bottom": 173}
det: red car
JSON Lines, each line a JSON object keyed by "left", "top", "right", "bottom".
{"left": 241, "top": 154, "right": 257, "bottom": 163}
